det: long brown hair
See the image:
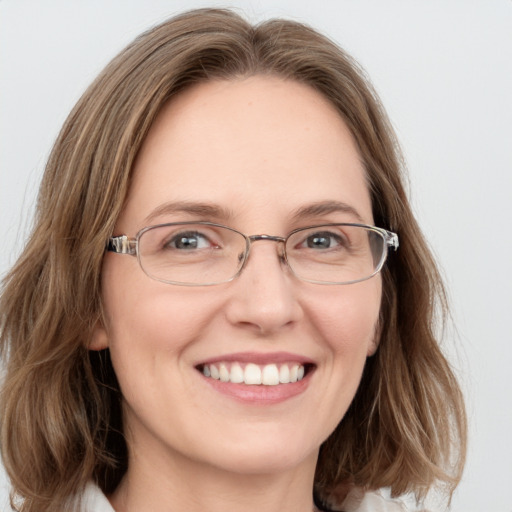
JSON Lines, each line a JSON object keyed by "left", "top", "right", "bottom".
{"left": 0, "top": 8, "right": 466, "bottom": 511}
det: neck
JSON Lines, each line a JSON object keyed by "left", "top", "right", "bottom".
{"left": 109, "top": 445, "right": 319, "bottom": 512}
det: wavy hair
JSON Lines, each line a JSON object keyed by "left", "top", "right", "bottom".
{"left": 0, "top": 8, "right": 466, "bottom": 511}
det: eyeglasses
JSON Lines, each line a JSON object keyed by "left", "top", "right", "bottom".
{"left": 107, "top": 222, "right": 399, "bottom": 286}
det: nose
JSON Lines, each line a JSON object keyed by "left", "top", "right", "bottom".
{"left": 224, "top": 240, "right": 303, "bottom": 335}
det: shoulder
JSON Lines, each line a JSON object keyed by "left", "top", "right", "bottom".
{"left": 324, "top": 487, "right": 431, "bottom": 512}
{"left": 80, "top": 482, "right": 115, "bottom": 512}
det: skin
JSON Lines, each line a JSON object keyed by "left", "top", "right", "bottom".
{"left": 92, "top": 76, "right": 382, "bottom": 512}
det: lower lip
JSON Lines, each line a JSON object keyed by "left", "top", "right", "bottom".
{"left": 199, "top": 371, "right": 313, "bottom": 405}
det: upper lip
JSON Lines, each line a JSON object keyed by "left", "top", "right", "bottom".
{"left": 196, "top": 351, "right": 315, "bottom": 366}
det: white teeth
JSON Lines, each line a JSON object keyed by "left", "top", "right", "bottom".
{"left": 262, "top": 364, "right": 279, "bottom": 386}
{"left": 230, "top": 362, "right": 244, "bottom": 383}
{"left": 219, "top": 363, "right": 230, "bottom": 382}
{"left": 210, "top": 364, "right": 220, "bottom": 380}
{"left": 244, "top": 363, "right": 262, "bottom": 385}
{"left": 279, "top": 365, "right": 290, "bottom": 384}
{"left": 202, "top": 362, "right": 306, "bottom": 386}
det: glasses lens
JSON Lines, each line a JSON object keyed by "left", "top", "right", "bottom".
{"left": 137, "top": 223, "right": 247, "bottom": 285}
{"left": 285, "top": 225, "right": 386, "bottom": 284}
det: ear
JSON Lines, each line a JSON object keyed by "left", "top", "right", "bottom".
{"left": 367, "top": 318, "right": 382, "bottom": 357}
{"left": 88, "top": 319, "right": 109, "bottom": 351}
{"left": 366, "top": 337, "right": 379, "bottom": 357}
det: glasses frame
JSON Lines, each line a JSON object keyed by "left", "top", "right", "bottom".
{"left": 107, "top": 221, "right": 399, "bottom": 286}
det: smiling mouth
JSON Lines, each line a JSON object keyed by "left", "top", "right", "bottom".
{"left": 198, "top": 362, "right": 313, "bottom": 386}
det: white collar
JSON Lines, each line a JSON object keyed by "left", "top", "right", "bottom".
{"left": 81, "top": 482, "right": 115, "bottom": 512}
{"left": 80, "top": 482, "right": 423, "bottom": 512}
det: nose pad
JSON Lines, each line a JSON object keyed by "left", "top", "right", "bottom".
{"left": 277, "top": 245, "right": 287, "bottom": 265}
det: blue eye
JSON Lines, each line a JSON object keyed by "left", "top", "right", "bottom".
{"left": 304, "top": 231, "right": 345, "bottom": 249}
{"left": 166, "top": 231, "right": 211, "bottom": 250}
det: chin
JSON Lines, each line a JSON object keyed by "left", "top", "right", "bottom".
{"left": 209, "top": 446, "right": 317, "bottom": 476}
{"left": 191, "top": 424, "right": 323, "bottom": 476}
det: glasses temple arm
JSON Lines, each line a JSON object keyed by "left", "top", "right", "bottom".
{"left": 107, "top": 235, "right": 137, "bottom": 255}
{"left": 385, "top": 231, "right": 399, "bottom": 251}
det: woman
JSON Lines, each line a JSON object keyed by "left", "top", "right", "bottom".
{"left": 0, "top": 8, "right": 466, "bottom": 512}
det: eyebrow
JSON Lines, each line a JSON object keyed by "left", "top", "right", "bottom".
{"left": 144, "top": 199, "right": 366, "bottom": 226}
{"left": 144, "top": 201, "right": 234, "bottom": 225}
{"left": 291, "top": 200, "right": 366, "bottom": 224}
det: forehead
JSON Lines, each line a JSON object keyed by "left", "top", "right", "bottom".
{"left": 119, "top": 76, "right": 372, "bottom": 231}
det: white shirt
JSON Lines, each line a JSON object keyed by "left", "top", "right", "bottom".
{"left": 80, "top": 482, "right": 115, "bottom": 512}
{"left": 80, "top": 482, "right": 427, "bottom": 512}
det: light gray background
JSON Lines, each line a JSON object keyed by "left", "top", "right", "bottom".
{"left": 1, "top": 1, "right": 511, "bottom": 511}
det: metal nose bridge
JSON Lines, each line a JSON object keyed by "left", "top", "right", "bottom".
{"left": 245, "top": 234, "right": 287, "bottom": 264}
{"left": 248, "top": 234, "right": 286, "bottom": 243}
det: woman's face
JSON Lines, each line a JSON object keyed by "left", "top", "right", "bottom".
{"left": 93, "top": 76, "right": 381, "bottom": 478}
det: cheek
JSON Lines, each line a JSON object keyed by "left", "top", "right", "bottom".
{"left": 103, "top": 253, "right": 208, "bottom": 331}
{"left": 105, "top": 287, "right": 217, "bottom": 358}
{"left": 102, "top": 287, "right": 221, "bottom": 422}
{"left": 310, "top": 277, "right": 382, "bottom": 356}
{"left": 297, "top": 279, "right": 382, "bottom": 440}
